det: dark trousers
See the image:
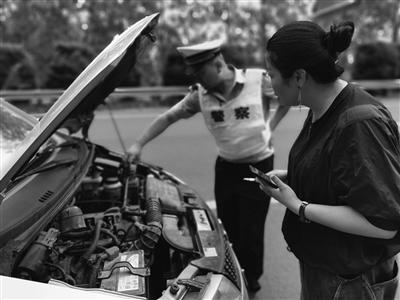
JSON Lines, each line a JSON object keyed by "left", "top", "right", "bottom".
{"left": 300, "top": 257, "right": 399, "bottom": 300}
{"left": 214, "top": 155, "right": 273, "bottom": 281}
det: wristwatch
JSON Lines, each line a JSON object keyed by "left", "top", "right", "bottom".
{"left": 299, "top": 201, "right": 311, "bottom": 223}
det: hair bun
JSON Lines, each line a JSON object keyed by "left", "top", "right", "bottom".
{"left": 323, "top": 21, "right": 355, "bottom": 55}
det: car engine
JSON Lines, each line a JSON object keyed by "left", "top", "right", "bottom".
{"left": 11, "top": 146, "right": 227, "bottom": 299}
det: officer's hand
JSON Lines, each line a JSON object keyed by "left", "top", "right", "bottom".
{"left": 266, "top": 169, "right": 287, "bottom": 183}
{"left": 127, "top": 142, "right": 142, "bottom": 162}
{"left": 256, "top": 175, "right": 300, "bottom": 213}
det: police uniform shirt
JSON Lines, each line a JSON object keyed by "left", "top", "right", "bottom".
{"left": 168, "top": 66, "right": 275, "bottom": 163}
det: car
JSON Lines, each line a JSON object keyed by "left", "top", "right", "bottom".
{"left": 0, "top": 13, "right": 248, "bottom": 300}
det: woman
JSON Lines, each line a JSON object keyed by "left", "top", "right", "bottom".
{"left": 259, "top": 21, "right": 400, "bottom": 299}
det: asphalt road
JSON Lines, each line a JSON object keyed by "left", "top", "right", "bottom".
{"left": 89, "top": 98, "right": 399, "bottom": 300}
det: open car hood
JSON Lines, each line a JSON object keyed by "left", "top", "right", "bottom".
{"left": 0, "top": 13, "right": 159, "bottom": 192}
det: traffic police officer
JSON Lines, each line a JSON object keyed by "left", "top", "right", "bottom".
{"left": 127, "top": 39, "right": 289, "bottom": 292}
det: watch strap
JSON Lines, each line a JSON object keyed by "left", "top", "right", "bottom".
{"left": 299, "top": 201, "right": 310, "bottom": 223}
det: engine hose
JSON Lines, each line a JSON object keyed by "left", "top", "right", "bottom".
{"left": 74, "top": 220, "right": 103, "bottom": 272}
{"left": 100, "top": 228, "right": 121, "bottom": 246}
{"left": 66, "top": 238, "right": 114, "bottom": 255}
{"left": 62, "top": 227, "right": 119, "bottom": 241}
{"left": 83, "top": 220, "right": 103, "bottom": 260}
{"left": 65, "top": 274, "right": 76, "bottom": 286}
{"left": 145, "top": 196, "right": 162, "bottom": 224}
{"left": 61, "top": 229, "right": 92, "bottom": 239}
{"left": 122, "top": 223, "right": 135, "bottom": 242}
{"left": 45, "top": 263, "right": 68, "bottom": 281}
{"left": 132, "top": 197, "right": 162, "bottom": 256}
{"left": 104, "top": 206, "right": 120, "bottom": 214}
{"left": 132, "top": 225, "right": 162, "bottom": 254}
{"left": 88, "top": 258, "right": 103, "bottom": 288}
{"left": 45, "top": 262, "right": 77, "bottom": 286}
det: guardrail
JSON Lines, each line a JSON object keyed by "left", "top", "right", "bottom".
{"left": 0, "top": 86, "right": 188, "bottom": 105}
{"left": 351, "top": 79, "right": 400, "bottom": 91}
{"left": 0, "top": 80, "right": 399, "bottom": 106}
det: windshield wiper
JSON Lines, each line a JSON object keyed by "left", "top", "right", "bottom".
{"left": 12, "top": 158, "right": 78, "bottom": 182}
{"left": 19, "top": 140, "right": 79, "bottom": 175}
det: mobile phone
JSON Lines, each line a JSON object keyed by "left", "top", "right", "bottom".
{"left": 249, "top": 165, "right": 278, "bottom": 189}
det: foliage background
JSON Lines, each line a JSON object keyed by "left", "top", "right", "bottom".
{"left": 0, "top": 0, "right": 399, "bottom": 89}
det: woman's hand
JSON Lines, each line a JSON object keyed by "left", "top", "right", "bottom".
{"left": 257, "top": 175, "right": 301, "bottom": 214}
{"left": 266, "top": 169, "right": 288, "bottom": 183}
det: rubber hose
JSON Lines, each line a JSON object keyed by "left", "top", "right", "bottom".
{"left": 132, "top": 197, "right": 162, "bottom": 256}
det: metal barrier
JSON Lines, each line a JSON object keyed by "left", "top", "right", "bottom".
{"left": 0, "top": 80, "right": 399, "bottom": 106}
{"left": 0, "top": 86, "right": 188, "bottom": 106}
{"left": 350, "top": 79, "right": 400, "bottom": 91}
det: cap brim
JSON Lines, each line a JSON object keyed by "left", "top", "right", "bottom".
{"left": 183, "top": 49, "right": 220, "bottom": 66}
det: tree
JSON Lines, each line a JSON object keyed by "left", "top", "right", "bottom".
{"left": 0, "top": 43, "right": 26, "bottom": 88}
{"left": 161, "top": 0, "right": 312, "bottom": 69}
{"left": 2, "top": 58, "right": 38, "bottom": 90}
{"left": 45, "top": 41, "right": 95, "bottom": 89}
{"left": 1, "top": 0, "right": 81, "bottom": 86}
{"left": 316, "top": 0, "right": 400, "bottom": 44}
{"left": 352, "top": 42, "right": 399, "bottom": 79}
{"left": 2, "top": 0, "right": 397, "bottom": 90}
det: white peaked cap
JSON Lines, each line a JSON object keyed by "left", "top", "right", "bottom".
{"left": 176, "top": 39, "right": 223, "bottom": 65}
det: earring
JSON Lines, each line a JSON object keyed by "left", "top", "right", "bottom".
{"left": 297, "top": 87, "right": 302, "bottom": 111}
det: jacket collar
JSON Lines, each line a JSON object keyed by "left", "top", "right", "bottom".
{"left": 201, "top": 65, "right": 245, "bottom": 103}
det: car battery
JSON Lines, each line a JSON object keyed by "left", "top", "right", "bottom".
{"left": 100, "top": 250, "right": 146, "bottom": 296}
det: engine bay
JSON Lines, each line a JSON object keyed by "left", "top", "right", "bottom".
{"left": 8, "top": 146, "right": 239, "bottom": 299}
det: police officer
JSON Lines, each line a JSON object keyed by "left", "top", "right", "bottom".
{"left": 127, "top": 39, "right": 289, "bottom": 292}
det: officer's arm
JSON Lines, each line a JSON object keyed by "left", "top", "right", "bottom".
{"left": 134, "top": 110, "right": 177, "bottom": 148}
{"left": 132, "top": 89, "right": 200, "bottom": 152}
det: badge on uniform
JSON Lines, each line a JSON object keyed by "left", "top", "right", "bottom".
{"left": 211, "top": 110, "right": 224, "bottom": 122}
{"left": 234, "top": 106, "right": 250, "bottom": 119}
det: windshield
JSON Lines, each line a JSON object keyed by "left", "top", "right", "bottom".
{"left": 0, "top": 99, "right": 37, "bottom": 176}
